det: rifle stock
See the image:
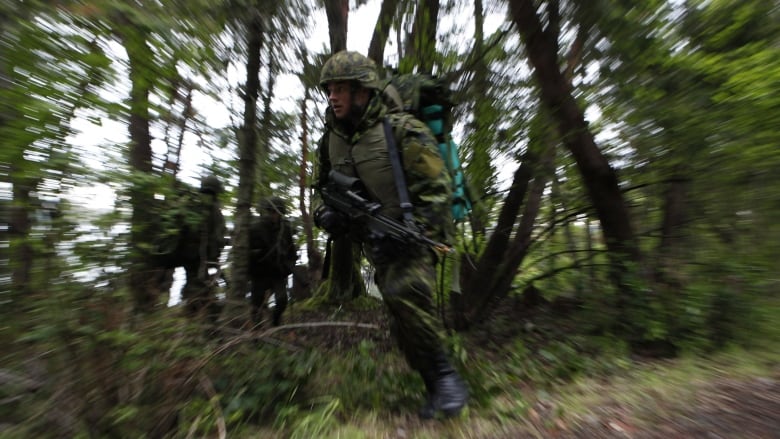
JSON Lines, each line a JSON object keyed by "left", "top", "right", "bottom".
{"left": 321, "top": 170, "right": 453, "bottom": 255}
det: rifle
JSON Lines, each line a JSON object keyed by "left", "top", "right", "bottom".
{"left": 321, "top": 170, "right": 454, "bottom": 255}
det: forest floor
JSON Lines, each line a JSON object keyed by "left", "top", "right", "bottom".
{"left": 264, "top": 297, "right": 780, "bottom": 439}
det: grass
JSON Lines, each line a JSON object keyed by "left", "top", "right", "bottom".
{"left": 3, "top": 288, "right": 778, "bottom": 439}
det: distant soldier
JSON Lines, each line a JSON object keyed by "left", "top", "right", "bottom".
{"left": 249, "top": 196, "right": 297, "bottom": 326}
{"left": 178, "top": 174, "right": 227, "bottom": 318}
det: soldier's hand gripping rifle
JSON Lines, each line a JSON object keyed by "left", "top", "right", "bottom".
{"left": 320, "top": 170, "right": 453, "bottom": 255}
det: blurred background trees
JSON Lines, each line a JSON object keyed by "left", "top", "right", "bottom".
{"left": 2, "top": 0, "right": 778, "bottom": 436}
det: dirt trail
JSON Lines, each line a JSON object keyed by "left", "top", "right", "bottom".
{"left": 521, "top": 374, "right": 780, "bottom": 438}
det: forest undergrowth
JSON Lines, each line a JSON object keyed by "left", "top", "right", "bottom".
{"left": 2, "top": 289, "right": 778, "bottom": 439}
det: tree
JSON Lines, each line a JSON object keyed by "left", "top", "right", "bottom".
{"left": 324, "top": 0, "right": 349, "bottom": 53}
{"left": 296, "top": 46, "right": 326, "bottom": 288}
{"left": 404, "top": 0, "right": 440, "bottom": 74}
{"left": 221, "top": 0, "right": 310, "bottom": 323}
{"left": 367, "top": 0, "right": 402, "bottom": 63}
{"left": 1, "top": 3, "right": 111, "bottom": 301}
{"left": 223, "top": 11, "right": 265, "bottom": 325}
{"left": 88, "top": 0, "right": 230, "bottom": 313}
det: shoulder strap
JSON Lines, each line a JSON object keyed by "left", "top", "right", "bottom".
{"left": 382, "top": 117, "right": 416, "bottom": 227}
{"left": 382, "top": 83, "right": 404, "bottom": 113}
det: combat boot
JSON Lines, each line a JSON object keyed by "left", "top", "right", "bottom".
{"left": 419, "top": 353, "right": 468, "bottom": 419}
{"left": 418, "top": 373, "right": 436, "bottom": 420}
{"left": 271, "top": 309, "right": 283, "bottom": 326}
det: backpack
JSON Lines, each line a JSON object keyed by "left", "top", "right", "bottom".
{"left": 249, "top": 216, "right": 296, "bottom": 276}
{"left": 383, "top": 73, "right": 473, "bottom": 223}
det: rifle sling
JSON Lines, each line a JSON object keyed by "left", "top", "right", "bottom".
{"left": 382, "top": 117, "right": 415, "bottom": 227}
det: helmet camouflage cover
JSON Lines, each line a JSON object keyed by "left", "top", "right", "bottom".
{"left": 258, "top": 196, "right": 287, "bottom": 215}
{"left": 319, "top": 50, "right": 379, "bottom": 90}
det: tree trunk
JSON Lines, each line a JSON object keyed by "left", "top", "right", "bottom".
{"left": 508, "top": 0, "right": 641, "bottom": 309}
{"left": 456, "top": 151, "right": 535, "bottom": 329}
{"left": 325, "top": 239, "right": 366, "bottom": 301}
{"left": 655, "top": 172, "right": 691, "bottom": 285}
{"left": 170, "top": 84, "right": 193, "bottom": 178}
{"left": 658, "top": 174, "right": 690, "bottom": 257}
{"left": 508, "top": 0, "right": 661, "bottom": 345}
{"left": 464, "top": 139, "right": 555, "bottom": 326}
{"left": 406, "top": 0, "right": 439, "bottom": 73}
{"left": 299, "top": 87, "right": 323, "bottom": 287}
{"left": 466, "top": 0, "right": 489, "bottom": 237}
{"left": 324, "top": 0, "right": 348, "bottom": 53}
{"left": 256, "top": 55, "right": 277, "bottom": 190}
{"left": 223, "top": 17, "right": 264, "bottom": 326}
{"left": 368, "top": 0, "right": 401, "bottom": 64}
{"left": 8, "top": 179, "right": 33, "bottom": 296}
{"left": 121, "top": 22, "right": 169, "bottom": 312}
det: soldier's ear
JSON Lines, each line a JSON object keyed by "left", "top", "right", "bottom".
{"left": 354, "top": 87, "right": 372, "bottom": 104}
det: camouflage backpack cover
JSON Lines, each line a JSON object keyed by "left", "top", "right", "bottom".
{"left": 383, "top": 73, "right": 473, "bottom": 223}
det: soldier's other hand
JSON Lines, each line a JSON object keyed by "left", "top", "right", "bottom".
{"left": 314, "top": 205, "right": 347, "bottom": 236}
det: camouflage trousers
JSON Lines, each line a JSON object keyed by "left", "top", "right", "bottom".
{"left": 250, "top": 274, "right": 288, "bottom": 326}
{"left": 181, "top": 262, "right": 220, "bottom": 320}
{"left": 370, "top": 244, "right": 447, "bottom": 375}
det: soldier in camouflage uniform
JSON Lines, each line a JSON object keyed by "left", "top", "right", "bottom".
{"left": 179, "top": 174, "right": 227, "bottom": 318}
{"left": 313, "top": 51, "right": 468, "bottom": 419}
{"left": 249, "top": 196, "right": 296, "bottom": 326}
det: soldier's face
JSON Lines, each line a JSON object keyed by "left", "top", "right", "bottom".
{"left": 327, "top": 81, "right": 369, "bottom": 120}
{"left": 326, "top": 81, "right": 351, "bottom": 119}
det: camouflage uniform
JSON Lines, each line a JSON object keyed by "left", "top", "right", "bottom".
{"left": 249, "top": 196, "right": 296, "bottom": 326}
{"left": 315, "top": 51, "right": 467, "bottom": 418}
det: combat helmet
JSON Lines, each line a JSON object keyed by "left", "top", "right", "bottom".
{"left": 319, "top": 51, "right": 380, "bottom": 91}
{"left": 258, "top": 196, "right": 287, "bottom": 215}
{"left": 199, "top": 174, "right": 224, "bottom": 195}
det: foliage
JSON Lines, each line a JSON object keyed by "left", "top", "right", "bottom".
{"left": 3, "top": 0, "right": 780, "bottom": 436}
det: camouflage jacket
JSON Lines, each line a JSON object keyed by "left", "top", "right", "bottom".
{"left": 315, "top": 92, "right": 454, "bottom": 243}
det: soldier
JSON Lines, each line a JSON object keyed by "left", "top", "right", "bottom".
{"left": 249, "top": 196, "right": 296, "bottom": 326}
{"left": 313, "top": 51, "right": 468, "bottom": 419}
{"left": 178, "top": 174, "right": 227, "bottom": 318}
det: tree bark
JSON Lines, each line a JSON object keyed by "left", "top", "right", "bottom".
{"left": 8, "top": 180, "right": 33, "bottom": 296}
{"left": 368, "top": 0, "right": 401, "bottom": 64}
{"left": 224, "top": 16, "right": 264, "bottom": 326}
{"left": 406, "top": 0, "right": 439, "bottom": 73}
{"left": 655, "top": 172, "right": 691, "bottom": 285}
{"left": 120, "top": 22, "right": 169, "bottom": 312}
{"left": 299, "top": 87, "right": 323, "bottom": 287}
{"left": 456, "top": 151, "right": 535, "bottom": 329}
{"left": 466, "top": 0, "right": 489, "bottom": 237}
{"left": 464, "top": 135, "right": 555, "bottom": 325}
{"left": 324, "top": 0, "right": 348, "bottom": 53}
